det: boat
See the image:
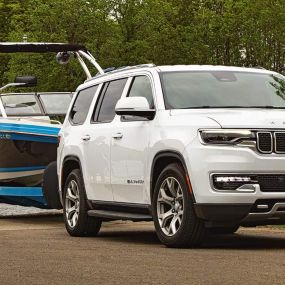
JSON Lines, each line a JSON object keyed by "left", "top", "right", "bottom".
{"left": 0, "top": 42, "right": 104, "bottom": 207}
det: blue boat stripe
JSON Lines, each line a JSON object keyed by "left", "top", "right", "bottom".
{"left": 0, "top": 166, "right": 46, "bottom": 172}
{"left": 0, "top": 186, "right": 43, "bottom": 197}
{"left": 0, "top": 122, "right": 60, "bottom": 136}
{"left": 6, "top": 133, "right": 57, "bottom": 143}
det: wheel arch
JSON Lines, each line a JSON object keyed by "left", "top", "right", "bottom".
{"left": 61, "top": 155, "right": 84, "bottom": 193}
{"left": 150, "top": 150, "right": 195, "bottom": 202}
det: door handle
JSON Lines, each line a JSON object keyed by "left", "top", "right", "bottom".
{"left": 81, "top": 134, "right": 91, "bottom": 141}
{"left": 112, "top": 132, "right": 123, "bottom": 140}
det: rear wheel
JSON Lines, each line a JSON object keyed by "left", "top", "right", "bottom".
{"left": 63, "top": 169, "right": 101, "bottom": 236}
{"left": 152, "top": 163, "right": 205, "bottom": 248}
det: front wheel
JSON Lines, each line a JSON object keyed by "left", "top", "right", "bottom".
{"left": 63, "top": 169, "right": 101, "bottom": 236}
{"left": 152, "top": 163, "right": 205, "bottom": 248}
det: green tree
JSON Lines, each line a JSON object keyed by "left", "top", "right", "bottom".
{"left": 2, "top": 0, "right": 285, "bottom": 93}
{"left": 5, "top": 0, "right": 119, "bottom": 91}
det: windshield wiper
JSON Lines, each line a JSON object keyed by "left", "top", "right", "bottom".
{"left": 180, "top": 106, "right": 212, "bottom": 109}
{"left": 246, "top": 106, "right": 285, "bottom": 109}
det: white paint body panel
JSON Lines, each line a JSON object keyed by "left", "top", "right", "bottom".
{"left": 111, "top": 118, "right": 150, "bottom": 203}
{"left": 58, "top": 65, "right": 285, "bottom": 208}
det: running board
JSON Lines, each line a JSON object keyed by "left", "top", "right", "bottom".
{"left": 88, "top": 210, "right": 152, "bottom": 221}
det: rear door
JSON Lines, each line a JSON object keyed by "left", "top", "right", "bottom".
{"left": 82, "top": 78, "right": 128, "bottom": 201}
{"left": 61, "top": 85, "right": 99, "bottom": 198}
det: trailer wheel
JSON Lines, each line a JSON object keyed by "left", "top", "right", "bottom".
{"left": 43, "top": 161, "right": 62, "bottom": 209}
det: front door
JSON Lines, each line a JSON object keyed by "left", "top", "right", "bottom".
{"left": 111, "top": 75, "right": 155, "bottom": 204}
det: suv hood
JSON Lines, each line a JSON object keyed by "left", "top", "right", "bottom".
{"left": 170, "top": 109, "right": 285, "bottom": 129}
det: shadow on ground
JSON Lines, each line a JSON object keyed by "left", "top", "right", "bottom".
{"left": 202, "top": 231, "right": 285, "bottom": 250}
{"left": 98, "top": 229, "right": 160, "bottom": 245}
{"left": 98, "top": 226, "right": 285, "bottom": 250}
{"left": 2, "top": 214, "right": 285, "bottom": 250}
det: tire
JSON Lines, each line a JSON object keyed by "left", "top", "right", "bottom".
{"left": 63, "top": 169, "right": 102, "bottom": 237}
{"left": 152, "top": 163, "right": 205, "bottom": 248}
{"left": 209, "top": 226, "right": 239, "bottom": 235}
{"left": 42, "top": 161, "right": 62, "bottom": 209}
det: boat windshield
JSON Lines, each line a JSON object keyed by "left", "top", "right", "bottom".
{"left": 39, "top": 93, "right": 73, "bottom": 115}
{"left": 0, "top": 92, "right": 73, "bottom": 117}
{"left": 1, "top": 94, "right": 42, "bottom": 116}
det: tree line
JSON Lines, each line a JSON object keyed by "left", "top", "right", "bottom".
{"left": 0, "top": 0, "right": 285, "bottom": 91}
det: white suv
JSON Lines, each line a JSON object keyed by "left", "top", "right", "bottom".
{"left": 57, "top": 64, "right": 285, "bottom": 247}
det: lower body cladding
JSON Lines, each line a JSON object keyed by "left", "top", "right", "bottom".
{"left": 184, "top": 142, "right": 285, "bottom": 227}
{"left": 195, "top": 199, "right": 285, "bottom": 227}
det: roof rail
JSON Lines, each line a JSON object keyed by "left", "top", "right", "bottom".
{"left": 115, "top": 64, "right": 156, "bottom": 72}
{"left": 92, "top": 63, "right": 156, "bottom": 80}
{"left": 107, "top": 63, "right": 156, "bottom": 73}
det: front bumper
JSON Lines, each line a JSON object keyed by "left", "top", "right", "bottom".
{"left": 184, "top": 139, "right": 285, "bottom": 205}
{"left": 195, "top": 200, "right": 285, "bottom": 226}
{"left": 184, "top": 138, "right": 285, "bottom": 225}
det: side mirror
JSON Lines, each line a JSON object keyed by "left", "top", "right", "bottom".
{"left": 15, "top": 76, "right": 37, "bottom": 87}
{"left": 115, "top": 97, "right": 155, "bottom": 120}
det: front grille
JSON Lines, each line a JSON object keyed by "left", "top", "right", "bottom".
{"left": 256, "top": 131, "right": 285, "bottom": 154}
{"left": 275, "top": 132, "right": 285, "bottom": 153}
{"left": 258, "top": 174, "right": 285, "bottom": 192}
{"left": 257, "top": 132, "right": 272, "bottom": 153}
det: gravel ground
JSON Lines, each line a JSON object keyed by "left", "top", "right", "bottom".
{"left": 1, "top": 217, "right": 285, "bottom": 285}
{"left": 0, "top": 203, "right": 61, "bottom": 217}
{"left": 2, "top": 204, "right": 285, "bottom": 284}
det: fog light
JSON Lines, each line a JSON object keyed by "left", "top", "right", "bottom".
{"left": 215, "top": 176, "right": 252, "bottom": 183}
{"left": 212, "top": 174, "right": 258, "bottom": 191}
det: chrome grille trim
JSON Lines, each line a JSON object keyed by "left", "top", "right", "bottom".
{"left": 274, "top": 132, "right": 285, "bottom": 154}
{"left": 257, "top": 132, "right": 273, "bottom": 154}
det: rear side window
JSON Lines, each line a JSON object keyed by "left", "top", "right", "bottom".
{"left": 94, "top": 78, "right": 127, "bottom": 123}
{"left": 128, "top": 76, "right": 154, "bottom": 108}
{"left": 70, "top": 85, "right": 98, "bottom": 125}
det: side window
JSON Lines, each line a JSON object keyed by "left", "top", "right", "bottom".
{"left": 70, "top": 85, "right": 98, "bottom": 125}
{"left": 128, "top": 76, "right": 154, "bottom": 108}
{"left": 95, "top": 78, "right": 127, "bottom": 123}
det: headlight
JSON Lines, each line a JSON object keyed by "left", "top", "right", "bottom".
{"left": 200, "top": 129, "right": 255, "bottom": 145}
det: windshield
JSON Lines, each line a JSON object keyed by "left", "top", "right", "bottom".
{"left": 161, "top": 71, "right": 285, "bottom": 109}
{"left": 39, "top": 93, "right": 73, "bottom": 114}
{"left": 1, "top": 94, "right": 42, "bottom": 116}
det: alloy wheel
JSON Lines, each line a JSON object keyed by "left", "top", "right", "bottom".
{"left": 157, "top": 177, "right": 184, "bottom": 236}
{"left": 65, "top": 179, "right": 80, "bottom": 228}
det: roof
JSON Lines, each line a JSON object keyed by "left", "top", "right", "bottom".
{"left": 0, "top": 42, "right": 87, "bottom": 53}
{"left": 157, "top": 65, "right": 275, "bottom": 74}
{"left": 78, "top": 64, "right": 279, "bottom": 90}
{"left": 91, "top": 65, "right": 276, "bottom": 81}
